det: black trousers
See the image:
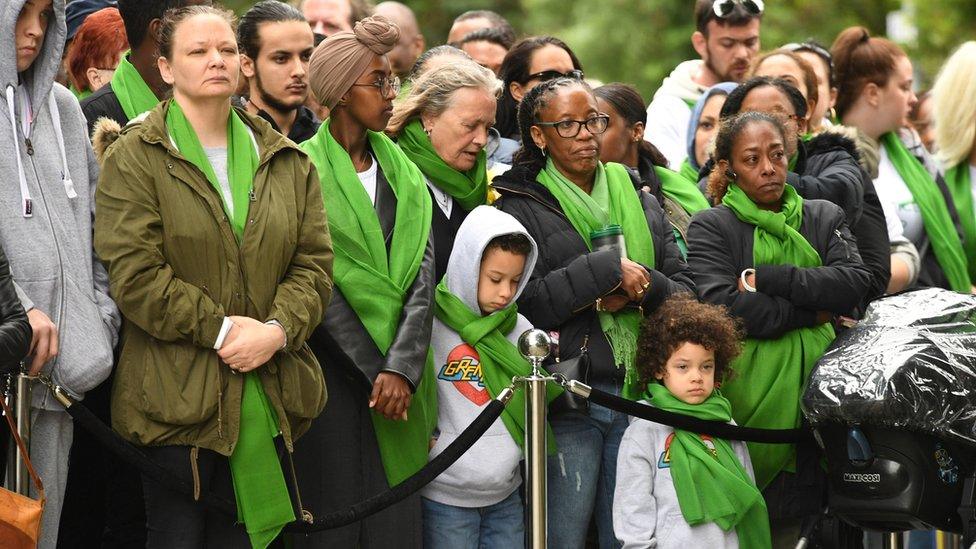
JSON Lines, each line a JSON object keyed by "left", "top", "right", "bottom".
{"left": 141, "top": 446, "right": 251, "bottom": 549}
{"left": 288, "top": 352, "right": 422, "bottom": 549}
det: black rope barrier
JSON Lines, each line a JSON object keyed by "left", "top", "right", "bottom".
{"left": 585, "top": 386, "right": 805, "bottom": 443}
{"left": 62, "top": 393, "right": 506, "bottom": 533}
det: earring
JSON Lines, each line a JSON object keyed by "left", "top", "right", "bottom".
{"left": 424, "top": 126, "right": 432, "bottom": 137}
{"left": 539, "top": 145, "right": 547, "bottom": 157}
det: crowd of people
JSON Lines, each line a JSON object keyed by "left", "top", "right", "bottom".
{"left": 0, "top": 0, "right": 974, "bottom": 548}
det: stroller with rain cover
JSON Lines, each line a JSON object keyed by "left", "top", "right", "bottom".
{"left": 803, "top": 288, "right": 976, "bottom": 546}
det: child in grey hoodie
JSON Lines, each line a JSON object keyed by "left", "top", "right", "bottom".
{"left": 613, "top": 295, "right": 770, "bottom": 549}
{"left": 423, "top": 205, "right": 540, "bottom": 549}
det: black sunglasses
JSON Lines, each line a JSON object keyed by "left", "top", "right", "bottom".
{"left": 524, "top": 69, "right": 584, "bottom": 84}
{"left": 712, "top": 0, "right": 764, "bottom": 17}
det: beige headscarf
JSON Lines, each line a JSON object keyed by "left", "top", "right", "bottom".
{"left": 308, "top": 15, "right": 400, "bottom": 110}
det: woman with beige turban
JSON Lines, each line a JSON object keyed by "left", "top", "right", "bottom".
{"left": 290, "top": 15, "right": 436, "bottom": 548}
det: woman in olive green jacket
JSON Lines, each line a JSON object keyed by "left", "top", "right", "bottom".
{"left": 93, "top": 6, "right": 333, "bottom": 547}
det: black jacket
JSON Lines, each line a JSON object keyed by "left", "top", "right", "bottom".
{"left": 687, "top": 199, "right": 872, "bottom": 339}
{"left": 0, "top": 247, "right": 30, "bottom": 372}
{"left": 312, "top": 166, "right": 435, "bottom": 391}
{"left": 80, "top": 84, "right": 128, "bottom": 136}
{"left": 493, "top": 164, "right": 696, "bottom": 383}
{"left": 798, "top": 133, "right": 890, "bottom": 309}
{"left": 252, "top": 104, "right": 321, "bottom": 144}
{"left": 428, "top": 190, "right": 468, "bottom": 282}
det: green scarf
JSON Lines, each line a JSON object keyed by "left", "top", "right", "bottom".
{"left": 110, "top": 52, "right": 159, "bottom": 120}
{"left": 536, "top": 159, "right": 653, "bottom": 399}
{"left": 433, "top": 282, "right": 561, "bottom": 446}
{"left": 881, "top": 132, "right": 971, "bottom": 292}
{"left": 720, "top": 183, "right": 835, "bottom": 488}
{"left": 166, "top": 101, "right": 292, "bottom": 548}
{"left": 397, "top": 119, "right": 488, "bottom": 211}
{"left": 302, "top": 118, "right": 437, "bottom": 486}
{"left": 645, "top": 383, "right": 771, "bottom": 548}
{"left": 656, "top": 165, "right": 710, "bottom": 215}
{"left": 69, "top": 83, "right": 91, "bottom": 101}
{"left": 945, "top": 163, "right": 976, "bottom": 281}
{"left": 678, "top": 158, "right": 699, "bottom": 185}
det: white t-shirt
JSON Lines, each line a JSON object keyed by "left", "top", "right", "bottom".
{"left": 357, "top": 154, "right": 378, "bottom": 205}
{"left": 969, "top": 164, "right": 976, "bottom": 214}
{"left": 874, "top": 145, "right": 925, "bottom": 246}
{"left": 426, "top": 178, "right": 453, "bottom": 218}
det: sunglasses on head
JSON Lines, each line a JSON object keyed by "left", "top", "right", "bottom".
{"left": 712, "top": 0, "right": 764, "bottom": 18}
{"left": 782, "top": 41, "right": 834, "bottom": 72}
{"left": 524, "top": 69, "right": 584, "bottom": 84}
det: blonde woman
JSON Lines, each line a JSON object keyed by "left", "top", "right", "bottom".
{"left": 387, "top": 59, "right": 503, "bottom": 279}
{"left": 933, "top": 41, "right": 976, "bottom": 281}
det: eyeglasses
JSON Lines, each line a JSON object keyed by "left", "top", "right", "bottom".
{"left": 712, "top": 0, "right": 764, "bottom": 18}
{"left": 351, "top": 75, "right": 401, "bottom": 97}
{"left": 524, "top": 69, "right": 584, "bottom": 84}
{"left": 534, "top": 114, "right": 610, "bottom": 138}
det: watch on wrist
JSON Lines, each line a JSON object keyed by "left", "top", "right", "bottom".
{"left": 740, "top": 268, "right": 757, "bottom": 293}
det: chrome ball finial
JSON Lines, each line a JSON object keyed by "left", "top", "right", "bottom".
{"left": 518, "top": 329, "right": 552, "bottom": 362}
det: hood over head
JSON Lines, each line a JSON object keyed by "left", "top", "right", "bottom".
{"left": 653, "top": 60, "right": 707, "bottom": 103}
{"left": 443, "top": 205, "right": 538, "bottom": 315}
{"left": 686, "top": 82, "right": 738, "bottom": 170}
{"left": 2, "top": 0, "right": 66, "bottom": 108}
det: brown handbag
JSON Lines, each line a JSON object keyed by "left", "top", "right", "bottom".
{"left": 0, "top": 395, "right": 44, "bottom": 548}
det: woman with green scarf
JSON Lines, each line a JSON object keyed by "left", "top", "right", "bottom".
{"left": 594, "top": 83, "right": 712, "bottom": 258}
{"left": 834, "top": 26, "right": 971, "bottom": 293}
{"left": 494, "top": 77, "right": 695, "bottom": 549}
{"left": 687, "top": 111, "right": 871, "bottom": 545}
{"left": 932, "top": 41, "right": 976, "bottom": 282}
{"left": 94, "top": 7, "right": 332, "bottom": 548}
{"left": 386, "top": 58, "right": 503, "bottom": 280}
{"left": 291, "top": 15, "right": 436, "bottom": 549}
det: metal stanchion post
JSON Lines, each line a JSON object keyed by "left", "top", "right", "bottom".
{"left": 6, "top": 372, "right": 32, "bottom": 495}
{"left": 518, "top": 329, "right": 552, "bottom": 549}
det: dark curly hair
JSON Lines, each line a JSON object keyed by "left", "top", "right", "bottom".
{"left": 635, "top": 294, "right": 743, "bottom": 392}
{"left": 706, "top": 111, "right": 788, "bottom": 202}
{"left": 484, "top": 232, "right": 532, "bottom": 258}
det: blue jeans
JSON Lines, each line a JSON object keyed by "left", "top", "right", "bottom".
{"left": 547, "top": 379, "right": 629, "bottom": 549}
{"left": 422, "top": 490, "right": 525, "bottom": 549}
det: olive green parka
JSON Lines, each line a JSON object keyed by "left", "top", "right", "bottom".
{"left": 94, "top": 100, "right": 333, "bottom": 456}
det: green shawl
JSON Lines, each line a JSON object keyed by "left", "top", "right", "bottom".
{"left": 678, "top": 158, "right": 700, "bottom": 185}
{"left": 166, "top": 101, "right": 292, "bottom": 548}
{"left": 110, "top": 52, "right": 159, "bottom": 120}
{"left": 720, "top": 183, "right": 835, "bottom": 488}
{"left": 433, "top": 282, "right": 561, "bottom": 447}
{"left": 645, "top": 383, "right": 771, "bottom": 548}
{"left": 945, "top": 163, "right": 976, "bottom": 281}
{"left": 397, "top": 119, "right": 488, "bottom": 211}
{"left": 302, "top": 118, "right": 437, "bottom": 487}
{"left": 656, "top": 165, "right": 710, "bottom": 215}
{"left": 536, "top": 159, "right": 653, "bottom": 399}
{"left": 881, "top": 132, "right": 971, "bottom": 292}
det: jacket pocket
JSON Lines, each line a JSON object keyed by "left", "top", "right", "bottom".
{"left": 276, "top": 344, "right": 326, "bottom": 420}
{"left": 140, "top": 342, "right": 220, "bottom": 425}
{"left": 51, "top": 277, "right": 114, "bottom": 395}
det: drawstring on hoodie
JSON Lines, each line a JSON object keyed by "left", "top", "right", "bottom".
{"left": 47, "top": 92, "right": 78, "bottom": 200}
{"left": 6, "top": 85, "right": 31, "bottom": 217}
{"left": 5, "top": 85, "right": 79, "bottom": 218}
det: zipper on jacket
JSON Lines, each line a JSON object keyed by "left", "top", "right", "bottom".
{"left": 25, "top": 138, "right": 33, "bottom": 156}
{"left": 834, "top": 229, "right": 852, "bottom": 260}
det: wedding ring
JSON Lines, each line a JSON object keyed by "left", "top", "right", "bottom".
{"left": 642, "top": 282, "right": 650, "bottom": 289}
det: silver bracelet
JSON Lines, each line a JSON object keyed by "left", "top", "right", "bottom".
{"left": 740, "top": 268, "right": 757, "bottom": 293}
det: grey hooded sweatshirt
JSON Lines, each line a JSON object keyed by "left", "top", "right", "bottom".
{"left": 0, "top": 0, "right": 119, "bottom": 409}
{"left": 423, "top": 205, "right": 538, "bottom": 508}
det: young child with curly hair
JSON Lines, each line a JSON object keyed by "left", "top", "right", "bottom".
{"left": 612, "top": 295, "right": 771, "bottom": 549}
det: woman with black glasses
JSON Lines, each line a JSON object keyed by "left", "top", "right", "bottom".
{"left": 495, "top": 36, "right": 584, "bottom": 143}
{"left": 494, "top": 77, "right": 695, "bottom": 549}
{"left": 292, "top": 15, "right": 437, "bottom": 548}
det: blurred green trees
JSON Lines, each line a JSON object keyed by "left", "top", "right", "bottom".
{"left": 223, "top": 0, "right": 975, "bottom": 98}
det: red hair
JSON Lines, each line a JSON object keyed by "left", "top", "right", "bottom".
{"left": 66, "top": 8, "right": 129, "bottom": 93}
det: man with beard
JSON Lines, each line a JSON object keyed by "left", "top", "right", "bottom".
{"left": 644, "top": 0, "right": 762, "bottom": 168}
{"left": 239, "top": 1, "right": 319, "bottom": 143}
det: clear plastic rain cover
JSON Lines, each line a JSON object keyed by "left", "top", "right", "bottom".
{"left": 802, "top": 288, "right": 976, "bottom": 446}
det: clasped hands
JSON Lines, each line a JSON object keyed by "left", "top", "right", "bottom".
{"left": 218, "top": 316, "right": 285, "bottom": 373}
{"left": 598, "top": 258, "right": 651, "bottom": 313}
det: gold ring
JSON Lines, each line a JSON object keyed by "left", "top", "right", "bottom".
{"left": 636, "top": 288, "right": 644, "bottom": 296}
{"left": 642, "top": 282, "right": 650, "bottom": 289}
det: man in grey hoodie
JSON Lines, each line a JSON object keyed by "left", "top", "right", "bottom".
{"left": 2, "top": 0, "right": 119, "bottom": 546}
{"left": 644, "top": 0, "right": 762, "bottom": 168}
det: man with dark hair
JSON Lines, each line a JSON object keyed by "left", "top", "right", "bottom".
{"left": 300, "top": 0, "right": 373, "bottom": 36}
{"left": 446, "top": 9, "right": 514, "bottom": 45}
{"left": 374, "top": 1, "right": 424, "bottom": 79}
{"left": 80, "top": 0, "right": 210, "bottom": 134}
{"left": 457, "top": 27, "right": 512, "bottom": 75}
{"left": 644, "top": 0, "right": 763, "bottom": 168}
{"left": 239, "top": 0, "right": 319, "bottom": 143}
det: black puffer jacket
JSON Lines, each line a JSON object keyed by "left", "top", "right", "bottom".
{"left": 493, "top": 164, "right": 696, "bottom": 383}
{"left": 0, "top": 245, "right": 30, "bottom": 372}
{"left": 798, "top": 133, "right": 890, "bottom": 309}
{"left": 687, "top": 199, "right": 872, "bottom": 339}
